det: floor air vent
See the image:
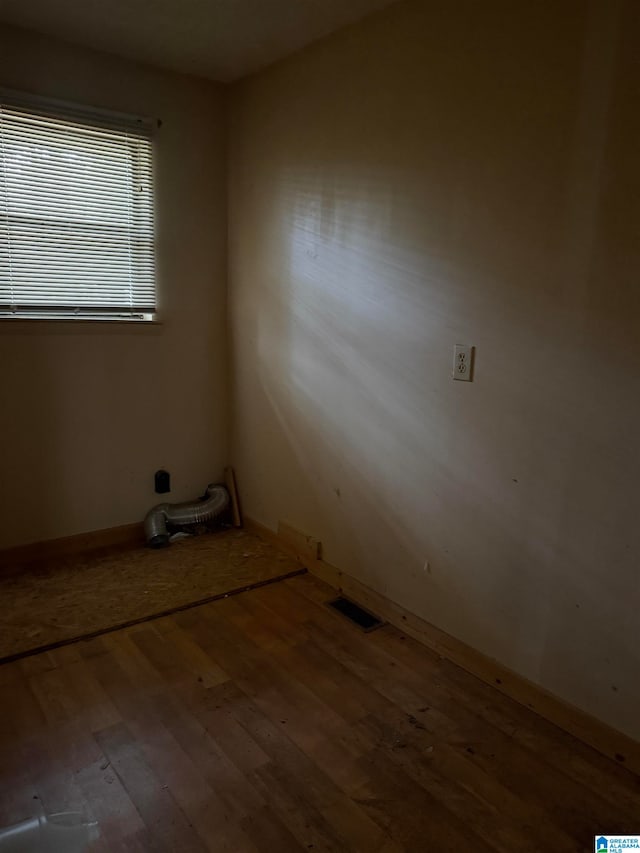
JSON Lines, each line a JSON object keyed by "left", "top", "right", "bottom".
{"left": 327, "top": 596, "right": 384, "bottom": 632}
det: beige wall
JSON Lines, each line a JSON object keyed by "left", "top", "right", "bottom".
{"left": 0, "top": 25, "right": 228, "bottom": 548}
{"left": 228, "top": 0, "right": 640, "bottom": 738}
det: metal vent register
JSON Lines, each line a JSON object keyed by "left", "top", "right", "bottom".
{"left": 327, "top": 596, "right": 384, "bottom": 632}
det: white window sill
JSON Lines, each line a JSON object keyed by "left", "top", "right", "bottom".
{"left": 0, "top": 314, "right": 160, "bottom": 325}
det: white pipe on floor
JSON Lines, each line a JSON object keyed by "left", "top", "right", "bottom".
{"left": 0, "top": 811, "right": 99, "bottom": 852}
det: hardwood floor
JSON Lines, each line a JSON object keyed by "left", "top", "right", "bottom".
{"left": 0, "top": 572, "right": 637, "bottom": 852}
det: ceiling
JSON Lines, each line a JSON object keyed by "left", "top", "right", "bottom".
{"left": 0, "top": 0, "right": 396, "bottom": 82}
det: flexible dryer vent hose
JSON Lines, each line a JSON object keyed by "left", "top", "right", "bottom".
{"left": 144, "top": 483, "right": 229, "bottom": 548}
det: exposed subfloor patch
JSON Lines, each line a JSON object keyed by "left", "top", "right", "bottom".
{"left": 0, "top": 529, "right": 303, "bottom": 663}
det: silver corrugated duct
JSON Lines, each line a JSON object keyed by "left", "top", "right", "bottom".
{"left": 144, "top": 483, "right": 229, "bottom": 548}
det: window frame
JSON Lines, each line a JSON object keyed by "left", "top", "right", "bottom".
{"left": 0, "top": 88, "right": 159, "bottom": 324}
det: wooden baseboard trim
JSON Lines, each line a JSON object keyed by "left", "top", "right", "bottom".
{"left": 0, "top": 522, "right": 145, "bottom": 572}
{"left": 246, "top": 516, "right": 640, "bottom": 777}
{"left": 244, "top": 517, "right": 305, "bottom": 563}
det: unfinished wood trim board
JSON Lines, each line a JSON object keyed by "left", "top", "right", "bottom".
{"left": 244, "top": 516, "right": 640, "bottom": 777}
{"left": 0, "top": 522, "right": 145, "bottom": 572}
{"left": 224, "top": 466, "right": 243, "bottom": 527}
{"left": 243, "top": 518, "right": 320, "bottom": 561}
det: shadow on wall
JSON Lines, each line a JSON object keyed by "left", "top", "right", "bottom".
{"left": 1, "top": 326, "right": 59, "bottom": 546}
{"left": 230, "top": 0, "right": 640, "bottom": 737}
{"left": 250, "top": 162, "right": 558, "bottom": 674}
{"left": 0, "top": 321, "right": 162, "bottom": 547}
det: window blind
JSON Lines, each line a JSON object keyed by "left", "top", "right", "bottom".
{"left": 0, "top": 93, "right": 156, "bottom": 320}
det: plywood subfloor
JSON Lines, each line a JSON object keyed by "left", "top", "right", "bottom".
{"left": 0, "top": 571, "right": 637, "bottom": 852}
{"left": 0, "top": 529, "right": 302, "bottom": 661}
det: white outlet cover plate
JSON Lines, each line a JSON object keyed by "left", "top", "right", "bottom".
{"left": 453, "top": 344, "right": 473, "bottom": 381}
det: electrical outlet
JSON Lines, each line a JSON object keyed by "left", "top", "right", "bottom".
{"left": 453, "top": 344, "right": 474, "bottom": 381}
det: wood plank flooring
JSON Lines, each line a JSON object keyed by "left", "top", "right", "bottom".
{"left": 0, "top": 572, "right": 637, "bottom": 852}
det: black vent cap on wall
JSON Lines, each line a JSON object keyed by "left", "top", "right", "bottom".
{"left": 155, "top": 469, "right": 170, "bottom": 494}
{"left": 327, "top": 596, "right": 384, "bottom": 632}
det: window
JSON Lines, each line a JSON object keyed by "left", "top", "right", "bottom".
{"left": 0, "top": 92, "right": 156, "bottom": 321}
